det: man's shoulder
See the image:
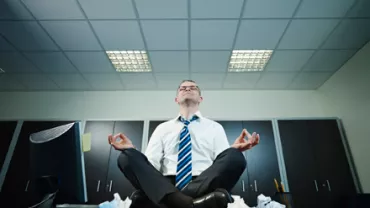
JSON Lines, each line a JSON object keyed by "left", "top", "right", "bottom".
{"left": 200, "top": 117, "right": 223, "bottom": 128}
{"left": 154, "top": 119, "right": 177, "bottom": 129}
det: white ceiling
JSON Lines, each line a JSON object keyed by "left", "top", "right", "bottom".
{"left": 0, "top": 0, "right": 369, "bottom": 91}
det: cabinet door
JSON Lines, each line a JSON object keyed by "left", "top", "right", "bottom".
{"left": 83, "top": 121, "right": 114, "bottom": 204}
{"left": 106, "top": 121, "right": 144, "bottom": 198}
{"left": 278, "top": 120, "right": 320, "bottom": 208}
{"left": 0, "top": 121, "right": 17, "bottom": 170}
{"left": 308, "top": 120, "right": 356, "bottom": 205}
{"left": 217, "top": 121, "right": 249, "bottom": 201}
{"left": 1, "top": 121, "right": 73, "bottom": 207}
{"left": 243, "top": 121, "right": 281, "bottom": 206}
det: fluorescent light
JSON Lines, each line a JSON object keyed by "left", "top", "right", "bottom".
{"left": 228, "top": 50, "right": 273, "bottom": 72}
{"left": 106, "top": 51, "right": 152, "bottom": 72}
{"left": 0, "top": 68, "right": 4, "bottom": 73}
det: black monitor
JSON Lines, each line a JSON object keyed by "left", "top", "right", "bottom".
{"left": 29, "top": 122, "right": 87, "bottom": 205}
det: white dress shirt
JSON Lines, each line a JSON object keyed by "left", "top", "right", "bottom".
{"left": 145, "top": 111, "right": 230, "bottom": 176}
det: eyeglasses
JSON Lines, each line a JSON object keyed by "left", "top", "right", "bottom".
{"left": 178, "top": 86, "right": 199, "bottom": 91}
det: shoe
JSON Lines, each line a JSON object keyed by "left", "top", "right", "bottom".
{"left": 192, "top": 188, "right": 233, "bottom": 208}
{"left": 130, "top": 190, "right": 149, "bottom": 208}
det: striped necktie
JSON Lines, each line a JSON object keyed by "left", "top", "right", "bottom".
{"left": 175, "top": 115, "right": 198, "bottom": 190}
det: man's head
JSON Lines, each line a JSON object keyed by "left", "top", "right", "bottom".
{"left": 175, "top": 80, "right": 203, "bottom": 105}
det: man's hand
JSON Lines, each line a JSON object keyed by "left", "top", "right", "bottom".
{"left": 232, "top": 129, "right": 260, "bottom": 151}
{"left": 108, "top": 133, "right": 135, "bottom": 150}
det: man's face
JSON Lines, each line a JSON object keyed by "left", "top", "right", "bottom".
{"left": 175, "top": 81, "right": 203, "bottom": 104}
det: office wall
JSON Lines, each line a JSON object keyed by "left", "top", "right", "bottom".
{"left": 0, "top": 90, "right": 329, "bottom": 120}
{"left": 319, "top": 41, "right": 370, "bottom": 193}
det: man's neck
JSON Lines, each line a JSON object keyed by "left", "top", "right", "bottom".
{"left": 179, "top": 104, "right": 199, "bottom": 120}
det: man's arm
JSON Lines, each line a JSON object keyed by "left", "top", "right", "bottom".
{"left": 213, "top": 123, "right": 231, "bottom": 160}
{"left": 144, "top": 125, "right": 164, "bottom": 171}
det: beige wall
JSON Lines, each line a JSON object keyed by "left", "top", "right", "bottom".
{"left": 318, "top": 41, "right": 370, "bottom": 193}
{"left": 0, "top": 90, "right": 329, "bottom": 120}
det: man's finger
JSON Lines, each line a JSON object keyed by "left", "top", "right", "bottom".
{"left": 239, "top": 129, "right": 247, "bottom": 139}
{"left": 108, "top": 134, "right": 113, "bottom": 144}
{"left": 256, "top": 134, "right": 260, "bottom": 144}
{"left": 113, "top": 133, "right": 125, "bottom": 142}
{"left": 245, "top": 129, "right": 252, "bottom": 139}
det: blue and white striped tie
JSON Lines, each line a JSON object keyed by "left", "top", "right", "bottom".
{"left": 175, "top": 115, "right": 198, "bottom": 190}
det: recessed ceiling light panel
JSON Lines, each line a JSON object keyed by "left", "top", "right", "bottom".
{"left": 228, "top": 50, "right": 273, "bottom": 72}
{"left": 106, "top": 51, "right": 152, "bottom": 72}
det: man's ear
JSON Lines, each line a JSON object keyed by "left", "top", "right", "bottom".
{"left": 175, "top": 97, "right": 178, "bottom": 103}
{"left": 199, "top": 96, "right": 203, "bottom": 102}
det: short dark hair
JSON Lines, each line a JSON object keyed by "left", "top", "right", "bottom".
{"left": 177, "top": 80, "right": 201, "bottom": 95}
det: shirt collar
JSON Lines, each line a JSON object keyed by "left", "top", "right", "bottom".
{"left": 175, "top": 111, "right": 202, "bottom": 121}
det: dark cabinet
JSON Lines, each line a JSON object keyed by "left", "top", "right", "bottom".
{"left": 278, "top": 119, "right": 357, "bottom": 208}
{"left": 0, "top": 121, "right": 18, "bottom": 171}
{"left": 106, "top": 121, "right": 144, "bottom": 199}
{"left": 217, "top": 121, "right": 249, "bottom": 201}
{"left": 83, "top": 121, "right": 115, "bottom": 204}
{"left": 242, "top": 121, "right": 281, "bottom": 206}
{"left": 83, "top": 121, "right": 144, "bottom": 204}
{"left": 1, "top": 121, "right": 74, "bottom": 207}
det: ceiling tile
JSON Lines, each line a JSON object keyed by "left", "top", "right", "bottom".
{"left": 295, "top": 0, "right": 355, "bottom": 18}
{"left": 191, "top": 51, "right": 231, "bottom": 72}
{"left": 135, "top": 0, "right": 187, "bottom": 18}
{"left": 0, "top": 74, "right": 26, "bottom": 90}
{"left": 278, "top": 19, "right": 339, "bottom": 49}
{"left": 289, "top": 72, "right": 333, "bottom": 89}
{"left": 255, "top": 72, "right": 297, "bottom": 89}
{"left": 224, "top": 73, "right": 261, "bottom": 89}
{"left": 265, "top": 50, "right": 315, "bottom": 72}
{"left": 120, "top": 73, "right": 157, "bottom": 90}
{"left": 40, "top": 21, "right": 101, "bottom": 50}
{"left": 0, "top": 0, "right": 33, "bottom": 20}
{"left": 141, "top": 20, "right": 188, "bottom": 50}
{"left": 24, "top": 52, "right": 77, "bottom": 73}
{"left": 22, "top": 0, "right": 84, "bottom": 19}
{"left": 79, "top": 0, "right": 136, "bottom": 19}
{"left": 11, "top": 74, "right": 59, "bottom": 90}
{"left": 0, "top": 52, "right": 39, "bottom": 73}
{"left": 49, "top": 74, "right": 91, "bottom": 90}
{"left": 347, "top": 0, "right": 370, "bottom": 17}
{"left": 83, "top": 74, "right": 123, "bottom": 90}
{"left": 191, "top": 20, "right": 238, "bottom": 50}
{"left": 243, "top": 0, "right": 300, "bottom": 18}
{"left": 150, "top": 51, "right": 189, "bottom": 72}
{"left": 65, "top": 52, "right": 115, "bottom": 73}
{"left": 91, "top": 20, "right": 144, "bottom": 50}
{"left": 155, "top": 73, "right": 190, "bottom": 89}
{"left": 190, "top": 73, "right": 225, "bottom": 89}
{"left": 235, "top": 20, "right": 289, "bottom": 49}
{"left": 0, "top": 36, "right": 15, "bottom": 51}
{"left": 191, "top": 0, "right": 244, "bottom": 18}
{"left": 0, "top": 21, "right": 58, "bottom": 51}
{"left": 303, "top": 50, "right": 357, "bottom": 72}
{"left": 322, "top": 19, "right": 370, "bottom": 49}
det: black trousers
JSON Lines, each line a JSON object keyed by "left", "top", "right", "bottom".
{"left": 117, "top": 147, "right": 246, "bottom": 207}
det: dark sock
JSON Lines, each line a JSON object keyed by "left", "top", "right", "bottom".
{"left": 162, "top": 191, "right": 193, "bottom": 208}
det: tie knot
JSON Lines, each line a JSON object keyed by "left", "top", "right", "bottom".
{"left": 180, "top": 115, "right": 198, "bottom": 125}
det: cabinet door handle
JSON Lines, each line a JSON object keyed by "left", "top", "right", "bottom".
{"left": 96, "top": 180, "right": 101, "bottom": 192}
{"left": 242, "top": 180, "right": 245, "bottom": 192}
{"left": 314, "top": 180, "right": 318, "bottom": 192}
{"left": 25, "top": 180, "right": 30, "bottom": 192}
{"left": 109, "top": 180, "right": 113, "bottom": 192}
{"left": 326, "top": 180, "right": 332, "bottom": 192}
{"left": 254, "top": 180, "right": 258, "bottom": 192}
